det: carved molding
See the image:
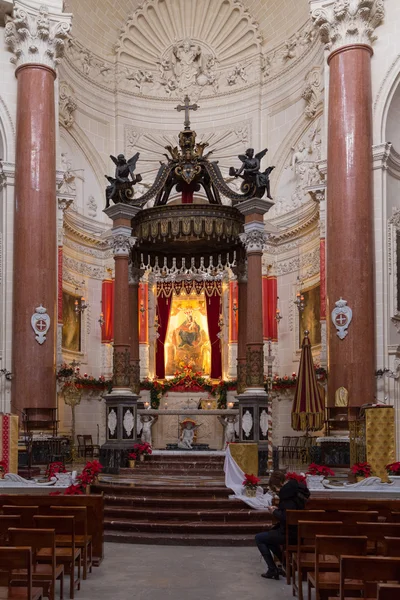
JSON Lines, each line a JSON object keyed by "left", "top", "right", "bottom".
{"left": 59, "top": 81, "right": 77, "bottom": 129}
{"left": 5, "top": 2, "right": 72, "bottom": 71}
{"left": 312, "top": 0, "right": 385, "bottom": 52}
{"left": 0, "top": 161, "right": 6, "bottom": 191}
{"left": 63, "top": 255, "right": 105, "bottom": 280}
{"left": 302, "top": 67, "right": 322, "bottom": 119}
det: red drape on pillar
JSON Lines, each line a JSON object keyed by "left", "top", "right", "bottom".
{"left": 58, "top": 247, "right": 63, "bottom": 324}
{"left": 206, "top": 291, "right": 222, "bottom": 379}
{"left": 156, "top": 294, "right": 171, "bottom": 378}
{"left": 101, "top": 279, "right": 114, "bottom": 343}
{"left": 262, "top": 276, "right": 278, "bottom": 341}
{"left": 229, "top": 281, "right": 238, "bottom": 343}
{"left": 139, "top": 282, "right": 148, "bottom": 343}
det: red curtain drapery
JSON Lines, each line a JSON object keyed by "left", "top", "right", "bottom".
{"left": 101, "top": 279, "right": 114, "bottom": 343}
{"left": 155, "top": 293, "right": 172, "bottom": 378}
{"left": 262, "top": 276, "right": 278, "bottom": 341}
{"left": 139, "top": 282, "right": 148, "bottom": 343}
{"left": 206, "top": 291, "right": 222, "bottom": 379}
{"left": 229, "top": 281, "right": 238, "bottom": 343}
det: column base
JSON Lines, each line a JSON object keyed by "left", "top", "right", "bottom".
{"left": 237, "top": 391, "right": 269, "bottom": 446}
{"left": 108, "top": 387, "right": 135, "bottom": 396}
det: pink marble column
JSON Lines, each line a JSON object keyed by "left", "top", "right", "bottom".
{"left": 236, "top": 264, "right": 247, "bottom": 394}
{"left": 12, "top": 64, "right": 58, "bottom": 417}
{"left": 326, "top": 45, "right": 375, "bottom": 407}
{"left": 129, "top": 269, "right": 140, "bottom": 395}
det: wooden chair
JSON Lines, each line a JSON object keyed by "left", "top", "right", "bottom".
{"left": 0, "top": 516, "right": 21, "bottom": 545}
{"left": 76, "top": 436, "right": 84, "bottom": 458}
{"left": 2, "top": 508, "right": 39, "bottom": 529}
{"left": 8, "top": 529, "right": 64, "bottom": 600}
{"left": 293, "top": 521, "right": 343, "bottom": 600}
{"left": 285, "top": 510, "right": 326, "bottom": 585}
{"left": 46, "top": 506, "right": 92, "bottom": 579}
{"left": 82, "top": 436, "right": 100, "bottom": 459}
{"left": 307, "top": 535, "right": 368, "bottom": 600}
{"left": 278, "top": 436, "right": 291, "bottom": 461}
{"left": 33, "top": 516, "right": 81, "bottom": 600}
{"left": 377, "top": 583, "right": 400, "bottom": 600}
{"left": 331, "top": 555, "right": 400, "bottom": 600}
{"left": 384, "top": 537, "right": 400, "bottom": 557}
{"left": 390, "top": 511, "right": 400, "bottom": 523}
{"left": 0, "top": 547, "right": 43, "bottom": 600}
{"left": 354, "top": 522, "right": 400, "bottom": 554}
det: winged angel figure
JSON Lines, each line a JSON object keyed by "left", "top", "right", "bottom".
{"left": 229, "top": 148, "right": 275, "bottom": 199}
{"left": 105, "top": 153, "right": 142, "bottom": 207}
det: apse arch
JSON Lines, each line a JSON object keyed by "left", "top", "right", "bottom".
{"left": 0, "top": 95, "right": 16, "bottom": 162}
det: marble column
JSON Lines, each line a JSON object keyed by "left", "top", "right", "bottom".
{"left": 129, "top": 267, "right": 141, "bottom": 395}
{"left": 236, "top": 198, "right": 273, "bottom": 459}
{"left": 5, "top": 2, "right": 71, "bottom": 419}
{"left": 236, "top": 262, "right": 247, "bottom": 394}
{"left": 312, "top": 0, "right": 384, "bottom": 407}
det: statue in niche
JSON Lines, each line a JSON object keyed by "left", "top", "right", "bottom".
{"left": 172, "top": 39, "right": 202, "bottom": 91}
{"left": 58, "top": 152, "right": 76, "bottom": 195}
{"left": 105, "top": 153, "right": 142, "bottom": 207}
{"left": 138, "top": 414, "right": 158, "bottom": 446}
{"left": 218, "top": 415, "right": 238, "bottom": 448}
{"left": 178, "top": 419, "right": 202, "bottom": 450}
{"left": 229, "top": 148, "right": 275, "bottom": 200}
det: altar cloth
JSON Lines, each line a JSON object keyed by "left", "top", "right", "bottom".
{"left": 0, "top": 414, "right": 18, "bottom": 474}
{"left": 224, "top": 444, "right": 272, "bottom": 510}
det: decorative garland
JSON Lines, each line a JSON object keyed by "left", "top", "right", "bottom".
{"left": 57, "top": 364, "right": 113, "bottom": 392}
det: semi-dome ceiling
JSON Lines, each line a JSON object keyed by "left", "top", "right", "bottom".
{"left": 64, "top": 0, "right": 310, "bottom": 59}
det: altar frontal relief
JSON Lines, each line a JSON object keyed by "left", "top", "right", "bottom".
{"left": 165, "top": 294, "right": 211, "bottom": 377}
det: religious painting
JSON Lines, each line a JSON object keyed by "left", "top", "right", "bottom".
{"left": 62, "top": 290, "right": 81, "bottom": 352}
{"left": 165, "top": 293, "right": 211, "bottom": 377}
{"left": 299, "top": 284, "right": 321, "bottom": 348}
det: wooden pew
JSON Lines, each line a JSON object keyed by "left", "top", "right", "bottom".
{"left": 332, "top": 556, "right": 400, "bottom": 600}
{"left": 353, "top": 522, "right": 400, "bottom": 554}
{"left": 307, "top": 535, "right": 367, "bottom": 600}
{"left": 308, "top": 498, "right": 400, "bottom": 520}
{"left": 0, "top": 546, "right": 43, "bottom": 600}
{"left": 377, "top": 583, "right": 400, "bottom": 600}
{"left": 0, "top": 494, "right": 104, "bottom": 566}
{"left": 285, "top": 510, "right": 326, "bottom": 585}
{"left": 384, "top": 536, "right": 400, "bottom": 557}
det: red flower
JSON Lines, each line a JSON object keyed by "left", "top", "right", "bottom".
{"left": 128, "top": 452, "right": 137, "bottom": 460}
{"left": 286, "top": 472, "right": 307, "bottom": 485}
{"left": 351, "top": 462, "right": 372, "bottom": 477}
{"left": 386, "top": 462, "right": 400, "bottom": 475}
{"left": 49, "top": 491, "right": 62, "bottom": 496}
{"left": 64, "top": 484, "right": 84, "bottom": 495}
{"left": 242, "top": 473, "right": 260, "bottom": 489}
{"left": 306, "top": 463, "right": 335, "bottom": 477}
{"left": 46, "top": 461, "right": 67, "bottom": 480}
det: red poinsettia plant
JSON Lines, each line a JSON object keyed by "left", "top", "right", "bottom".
{"left": 133, "top": 442, "right": 152, "bottom": 456}
{"left": 242, "top": 473, "right": 260, "bottom": 490}
{"left": 306, "top": 463, "right": 335, "bottom": 478}
{"left": 0, "top": 460, "right": 8, "bottom": 473}
{"left": 386, "top": 462, "right": 400, "bottom": 475}
{"left": 128, "top": 452, "right": 137, "bottom": 460}
{"left": 351, "top": 462, "right": 372, "bottom": 478}
{"left": 46, "top": 461, "right": 67, "bottom": 480}
{"left": 49, "top": 459, "right": 103, "bottom": 496}
{"left": 286, "top": 472, "right": 307, "bottom": 485}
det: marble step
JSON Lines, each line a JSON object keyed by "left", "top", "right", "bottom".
{"left": 120, "top": 468, "right": 225, "bottom": 476}
{"left": 93, "top": 484, "right": 231, "bottom": 498}
{"left": 147, "top": 455, "right": 225, "bottom": 462}
{"left": 103, "top": 494, "right": 244, "bottom": 510}
{"left": 104, "top": 517, "right": 269, "bottom": 535}
{"left": 104, "top": 506, "right": 272, "bottom": 522}
{"left": 104, "top": 530, "right": 256, "bottom": 546}
{"left": 127, "top": 461, "right": 225, "bottom": 469}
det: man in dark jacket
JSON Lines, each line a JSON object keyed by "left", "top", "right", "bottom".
{"left": 255, "top": 478, "right": 310, "bottom": 580}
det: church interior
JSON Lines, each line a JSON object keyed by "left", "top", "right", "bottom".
{"left": 1, "top": 0, "right": 400, "bottom": 598}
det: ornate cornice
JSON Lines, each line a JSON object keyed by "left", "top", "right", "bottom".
{"left": 63, "top": 213, "right": 110, "bottom": 249}
{"left": 311, "top": 0, "right": 385, "bottom": 53}
{"left": 267, "top": 200, "right": 320, "bottom": 245}
{"left": 5, "top": 1, "right": 72, "bottom": 71}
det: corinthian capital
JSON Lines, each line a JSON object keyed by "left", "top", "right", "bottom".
{"left": 5, "top": 1, "right": 72, "bottom": 71}
{"left": 111, "top": 226, "right": 136, "bottom": 256}
{"left": 240, "top": 230, "right": 269, "bottom": 254}
{"left": 311, "top": 0, "right": 385, "bottom": 52}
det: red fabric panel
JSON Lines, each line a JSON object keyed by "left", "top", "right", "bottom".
{"left": 139, "top": 283, "right": 148, "bottom": 343}
{"left": 206, "top": 291, "right": 222, "bottom": 379}
{"left": 320, "top": 239, "right": 326, "bottom": 320}
{"left": 262, "top": 277, "right": 278, "bottom": 341}
{"left": 181, "top": 182, "right": 195, "bottom": 204}
{"left": 58, "top": 247, "right": 63, "bottom": 324}
{"left": 101, "top": 280, "right": 114, "bottom": 343}
{"left": 229, "top": 281, "right": 238, "bottom": 342}
{"left": 156, "top": 293, "right": 172, "bottom": 378}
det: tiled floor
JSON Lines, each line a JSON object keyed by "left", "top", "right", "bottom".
{"left": 74, "top": 542, "right": 295, "bottom": 600}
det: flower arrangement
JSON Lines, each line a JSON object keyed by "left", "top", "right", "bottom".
{"left": 133, "top": 442, "right": 152, "bottom": 457}
{"left": 386, "top": 462, "right": 400, "bottom": 476}
{"left": 128, "top": 452, "right": 137, "bottom": 461}
{"left": 49, "top": 459, "right": 103, "bottom": 496}
{"left": 286, "top": 472, "right": 307, "bottom": 485}
{"left": 0, "top": 460, "right": 7, "bottom": 477}
{"left": 267, "top": 365, "right": 327, "bottom": 391}
{"left": 351, "top": 462, "right": 372, "bottom": 478}
{"left": 46, "top": 461, "right": 67, "bottom": 480}
{"left": 306, "top": 463, "right": 335, "bottom": 478}
{"left": 57, "top": 364, "right": 112, "bottom": 392}
{"left": 242, "top": 473, "right": 260, "bottom": 490}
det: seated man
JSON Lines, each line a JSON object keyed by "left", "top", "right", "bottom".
{"left": 255, "top": 476, "right": 310, "bottom": 580}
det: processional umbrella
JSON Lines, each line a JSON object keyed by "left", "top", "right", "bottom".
{"left": 291, "top": 331, "right": 325, "bottom": 432}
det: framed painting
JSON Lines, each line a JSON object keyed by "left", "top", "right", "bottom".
{"left": 62, "top": 290, "right": 81, "bottom": 352}
{"left": 299, "top": 284, "right": 321, "bottom": 348}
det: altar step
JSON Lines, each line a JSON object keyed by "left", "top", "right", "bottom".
{"left": 104, "top": 531, "right": 257, "bottom": 547}
{"left": 120, "top": 454, "right": 226, "bottom": 477}
{"left": 105, "top": 506, "right": 270, "bottom": 522}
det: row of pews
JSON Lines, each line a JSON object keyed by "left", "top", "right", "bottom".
{"left": 284, "top": 498, "right": 400, "bottom": 600}
{"left": 0, "top": 494, "right": 104, "bottom": 600}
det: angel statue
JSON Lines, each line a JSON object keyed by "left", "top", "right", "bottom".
{"left": 178, "top": 420, "right": 202, "bottom": 450}
{"left": 218, "top": 415, "right": 238, "bottom": 448}
{"left": 137, "top": 414, "right": 158, "bottom": 446}
{"left": 229, "top": 148, "right": 275, "bottom": 200}
{"left": 105, "top": 153, "right": 142, "bottom": 207}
